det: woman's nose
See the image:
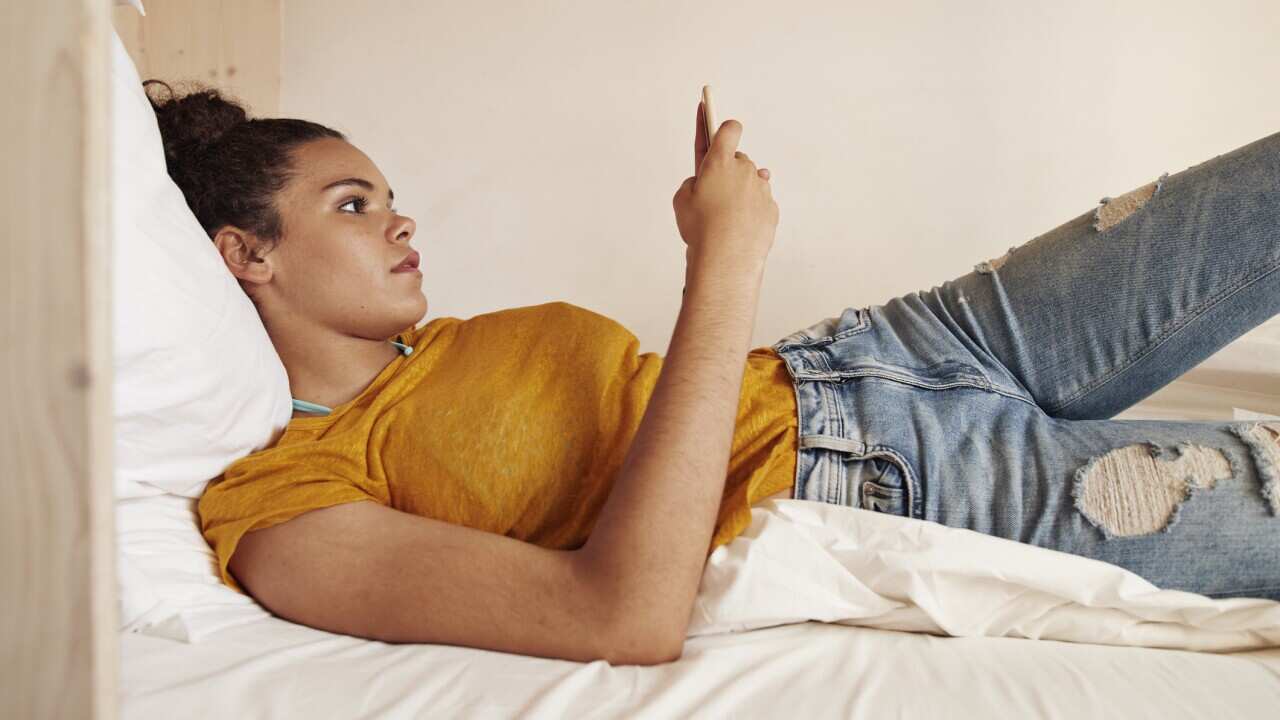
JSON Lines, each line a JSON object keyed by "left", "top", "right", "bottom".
{"left": 390, "top": 214, "right": 416, "bottom": 244}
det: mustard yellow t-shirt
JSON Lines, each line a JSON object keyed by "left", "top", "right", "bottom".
{"left": 198, "top": 300, "right": 798, "bottom": 594}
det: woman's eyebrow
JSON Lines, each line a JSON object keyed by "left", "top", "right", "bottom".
{"left": 320, "top": 177, "right": 394, "bottom": 204}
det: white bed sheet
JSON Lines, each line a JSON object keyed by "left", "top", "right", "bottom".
{"left": 121, "top": 612, "right": 1280, "bottom": 718}
{"left": 121, "top": 498, "right": 1280, "bottom": 718}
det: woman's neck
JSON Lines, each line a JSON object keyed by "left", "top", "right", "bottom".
{"left": 268, "top": 319, "right": 404, "bottom": 416}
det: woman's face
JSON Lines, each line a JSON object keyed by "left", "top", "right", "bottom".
{"left": 259, "top": 137, "right": 427, "bottom": 341}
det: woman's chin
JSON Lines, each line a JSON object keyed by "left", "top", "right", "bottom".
{"left": 409, "top": 292, "right": 428, "bottom": 321}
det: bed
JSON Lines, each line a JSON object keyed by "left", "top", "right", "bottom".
{"left": 101, "top": 2, "right": 1280, "bottom": 717}
{"left": 120, "top": 603, "right": 1280, "bottom": 718}
{"left": 119, "top": 493, "right": 1280, "bottom": 718}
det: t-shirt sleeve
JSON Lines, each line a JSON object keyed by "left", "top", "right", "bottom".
{"left": 197, "top": 453, "right": 390, "bottom": 595}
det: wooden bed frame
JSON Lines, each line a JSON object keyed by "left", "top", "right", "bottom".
{"left": 3, "top": 2, "right": 280, "bottom": 717}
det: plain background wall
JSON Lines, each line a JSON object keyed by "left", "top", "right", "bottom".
{"left": 273, "top": 1, "right": 1275, "bottom": 417}
{"left": 279, "top": 0, "right": 1279, "bottom": 341}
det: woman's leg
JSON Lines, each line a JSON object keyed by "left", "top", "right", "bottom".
{"left": 772, "top": 129, "right": 1280, "bottom": 599}
{"left": 916, "top": 128, "right": 1280, "bottom": 420}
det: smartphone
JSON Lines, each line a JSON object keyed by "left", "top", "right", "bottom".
{"left": 701, "top": 84, "right": 719, "bottom": 147}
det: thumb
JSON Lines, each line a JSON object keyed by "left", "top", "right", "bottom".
{"left": 710, "top": 119, "right": 742, "bottom": 161}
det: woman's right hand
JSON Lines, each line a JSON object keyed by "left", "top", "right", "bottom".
{"left": 672, "top": 102, "right": 779, "bottom": 279}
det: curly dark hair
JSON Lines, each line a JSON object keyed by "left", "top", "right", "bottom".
{"left": 142, "top": 79, "right": 346, "bottom": 258}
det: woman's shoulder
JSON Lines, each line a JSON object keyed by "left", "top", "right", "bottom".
{"left": 437, "top": 300, "right": 628, "bottom": 335}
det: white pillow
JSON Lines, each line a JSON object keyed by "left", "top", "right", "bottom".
{"left": 117, "top": 495, "right": 268, "bottom": 641}
{"left": 110, "top": 19, "right": 291, "bottom": 637}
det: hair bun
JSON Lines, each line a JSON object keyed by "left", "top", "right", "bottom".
{"left": 143, "top": 79, "right": 250, "bottom": 170}
{"left": 136, "top": 79, "right": 345, "bottom": 245}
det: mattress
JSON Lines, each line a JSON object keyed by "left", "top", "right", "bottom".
{"left": 121, "top": 496, "right": 1280, "bottom": 718}
{"left": 120, "top": 607, "right": 1280, "bottom": 718}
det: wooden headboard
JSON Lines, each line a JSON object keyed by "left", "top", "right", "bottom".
{"left": 111, "top": 0, "right": 281, "bottom": 116}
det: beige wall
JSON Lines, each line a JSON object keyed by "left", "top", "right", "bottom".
{"left": 275, "top": 1, "right": 1276, "bottom": 416}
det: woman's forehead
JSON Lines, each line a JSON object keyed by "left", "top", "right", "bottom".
{"left": 292, "top": 140, "right": 388, "bottom": 195}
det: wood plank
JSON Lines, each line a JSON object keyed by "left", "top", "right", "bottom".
{"left": 1, "top": 0, "right": 117, "bottom": 718}
{"left": 111, "top": 0, "right": 281, "bottom": 116}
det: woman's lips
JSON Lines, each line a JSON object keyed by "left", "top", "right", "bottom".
{"left": 391, "top": 249, "right": 421, "bottom": 272}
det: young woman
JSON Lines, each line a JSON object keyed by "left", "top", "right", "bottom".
{"left": 146, "top": 80, "right": 1280, "bottom": 666}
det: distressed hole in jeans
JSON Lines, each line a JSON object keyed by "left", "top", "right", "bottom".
{"left": 974, "top": 227, "right": 1059, "bottom": 274}
{"left": 1228, "top": 421, "right": 1280, "bottom": 515}
{"left": 974, "top": 245, "right": 1021, "bottom": 274}
{"left": 1072, "top": 442, "right": 1232, "bottom": 538}
{"left": 977, "top": 171, "right": 1170, "bottom": 273}
{"left": 1092, "top": 172, "right": 1169, "bottom": 232}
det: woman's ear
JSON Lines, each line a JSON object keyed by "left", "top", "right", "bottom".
{"left": 212, "top": 226, "right": 273, "bottom": 286}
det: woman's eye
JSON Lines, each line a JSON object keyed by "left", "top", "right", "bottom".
{"left": 338, "top": 196, "right": 367, "bottom": 214}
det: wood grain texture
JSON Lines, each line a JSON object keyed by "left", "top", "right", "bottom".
{"left": 112, "top": 0, "right": 281, "bottom": 116}
{"left": 2, "top": 1, "right": 117, "bottom": 718}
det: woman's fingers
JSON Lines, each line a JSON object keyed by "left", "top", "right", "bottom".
{"left": 698, "top": 109, "right": 768, "bottom": 181}
{"left": 733, "top": 151, "right": 770, "bottom": 181}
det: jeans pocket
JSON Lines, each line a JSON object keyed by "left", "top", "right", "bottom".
{"left": 861, "top": 480, "right": 904, "bottom": 513}
{"left": 849, "top": 456, "right": 911, "bottom": 517}
{"left": 799, "top": 434, "right": 918, "bottom": 517}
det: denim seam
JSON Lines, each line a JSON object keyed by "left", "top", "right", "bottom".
{"left": 829, "top": 307, "right": 872, "bottom": 341}
{"left": 795, "top": 367, "right": 985, "bottom": 390}
{"left": 1049, "top": 257, "right": 1280, "bottom": 415}
{"left": 1203, "top": 586, "right": 1280, "bottom": 599}
{"left": 794, "top": 368, "right": 1041, "bottom": 411}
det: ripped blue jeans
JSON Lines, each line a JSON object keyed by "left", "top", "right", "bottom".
{"left": 772, "top": 129, "right": 1280, "bottom": 601}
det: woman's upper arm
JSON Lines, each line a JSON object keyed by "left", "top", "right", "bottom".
{"left": 227, "top": 500, "right": 677, "bottom": 665}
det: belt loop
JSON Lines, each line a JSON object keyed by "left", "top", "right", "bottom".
{"left": 798, "top": 434, "right": 867, "bottom": 455}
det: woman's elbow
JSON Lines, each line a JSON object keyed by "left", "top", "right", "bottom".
{"left": 602, "top": 626, "right": 684, "bottom": 666}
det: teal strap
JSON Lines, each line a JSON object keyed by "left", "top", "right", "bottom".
{"left": 291, "top": 398, "right": 332, "bottom": 415}
{"left": 290, "top": 336, "right": 412, "bottom": 416}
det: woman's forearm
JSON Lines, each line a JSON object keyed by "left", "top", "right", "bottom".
{"left": 576, "top": 259, "right": 764, "bottom": 660}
